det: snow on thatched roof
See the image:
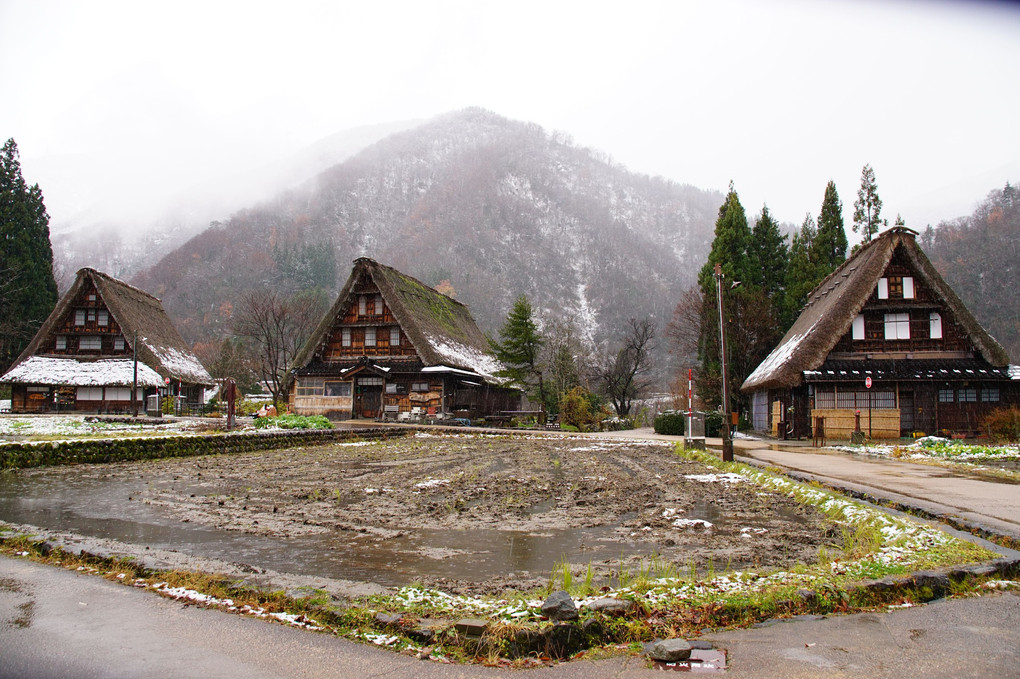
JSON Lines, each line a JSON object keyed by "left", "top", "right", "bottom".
{"left": 293, "top": 258, "right": 507, "bottom": 383}
{"left": 2, "top": 357, "right": 164, "bottom": 387}
{"left": 4, "top": 268, "right": 213, "bottom": 386}
{"left": 742, "top": 227, "right": 1010, "bottom": 393}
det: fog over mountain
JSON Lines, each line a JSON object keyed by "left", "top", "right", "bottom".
{"left": 48, "top": 119, "right": 420, "bottom": 285}
{"left": 131, "top": 108, "right": 723, "bottom": 359}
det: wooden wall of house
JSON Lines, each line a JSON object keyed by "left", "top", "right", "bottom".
{"left": 318, "top": 288, "right": 419, "bottom": 361}
{"left": 829, "top": 257, "right": 973, "bottom": 356}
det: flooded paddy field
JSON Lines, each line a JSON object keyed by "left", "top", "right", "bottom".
{"left": 0, "top": 433, "right": 835, "bottom": 595}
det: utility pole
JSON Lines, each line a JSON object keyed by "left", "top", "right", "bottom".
{"left": 715, "top": 263, "right": 734, "bottom": 462}
{"left": 131, "top": 330, "right": 139, "bottom": 418}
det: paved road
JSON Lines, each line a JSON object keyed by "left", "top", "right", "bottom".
{"left": 3, "top": 554, "right": 1018, "bottom": 679}
{"left": 725, "top": 438, "right": 1020, "bottom": 541}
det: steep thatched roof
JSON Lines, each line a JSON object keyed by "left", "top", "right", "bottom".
{"left": 3, "top": 268, "right": 213, "bottom": 386}
{"left": 292, "top": 258, "right": 505, "bottom": 382}
{"left": 742, "top": 227, "right": 1010, "bottom": 393}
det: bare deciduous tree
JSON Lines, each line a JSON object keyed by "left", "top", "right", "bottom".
{"left": 599, "top": 318, "right": 656, "bottom": 417}
{"left": 233, "top": 288, "right": 327, "bottom": 410}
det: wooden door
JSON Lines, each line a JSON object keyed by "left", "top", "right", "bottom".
{"left": 357, "top": 386, "right": 382, "bottom": 419}
{"left": 900, "top": 391, "right": 914, "bottom": 437}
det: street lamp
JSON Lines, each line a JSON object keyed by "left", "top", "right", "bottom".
{"left": 714, "top": 263, "right": 735, "bottom": 462}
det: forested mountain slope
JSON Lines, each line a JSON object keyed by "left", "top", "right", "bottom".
{"left": 133, "top": 108, "right": 722, "bottom": 355}
{"left": 922, "top": 183, "right": 1020, "bottom": 362}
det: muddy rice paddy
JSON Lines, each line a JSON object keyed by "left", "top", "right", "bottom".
{"left": 0, "top": 433, "right": 836, "bottom": 594}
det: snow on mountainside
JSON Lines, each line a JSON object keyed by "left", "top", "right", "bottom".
{"left": 133, "top": 108, "right": 723, "bottom": 359}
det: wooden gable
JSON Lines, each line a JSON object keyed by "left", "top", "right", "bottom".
{"left": 314, "top": 274, "right": 419, "bottom": 363}
{"left": 827, "top": 243, "right": 976, "bottom": 359}
{"left": 40, "top": 277, "right": 134, "bottom": 359}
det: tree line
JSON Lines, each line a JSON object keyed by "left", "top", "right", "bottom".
{"left": 668, "top": 164, "right": 890, "bottom": 419}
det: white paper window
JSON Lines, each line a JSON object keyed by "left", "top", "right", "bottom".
{"left": 412, "top": 382, "right": 430, "bottom": 392}
{"left": 390, "top": 327, "right": 400, "bottom": 346}
{"left": 358, "top": 377, "right": 383, "bottom": 386}
{"left": 375, "top": 294, "right": 383, "bottom": 315}
{"left": 902, "top": 277, "right": 914, "bottom": 299}
{"left": 359, "top": 296, "right": 367, "bottom": 316}
{"left": 341, "top": 328, "right": 351, "bottom": 347}
{"left": 884, "top": 313, "right": 910, "bottom": 340}
{"left": 365, "top": 327, "right": 376, "bottom": 347}
{"left": 929, "top": 312, "right": 943, "bottom": 339}
{"left": 114, "top": 336, "right": 125, "bottom": 351}
{"left": 877, "top": 278, "right": 889, "bottom": 299}
{"left": 74, "top": 310, "right": 86, "bottom": 325}
{"left": 87, "top": 309, "right": 96, "bottom": 322}
{"left": 981, "top": 387, "right": 1000, "bottom": 402}
{"left": 852, "top": 315, "right": 865, "bottom": 340}
{"left": 97, "top": 310, "right": 109, "bottom": 326}
{"left": 385, "top": 383, "right": 398, "bottom": 394}
{"left": 79, "top": 336, "right": 102, "bottom": 350}
{"left": 55, "top": 336, "right": 67, "bottom": 350}
{"left": 106, "top": 387, "right": 131, "bottom": 401}
{"left": 76, "top": 386, "right": 103, "bottom": 400}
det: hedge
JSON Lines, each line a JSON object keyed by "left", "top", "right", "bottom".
{"left": 0, "top": 428, "right": 409, "bottom": 470}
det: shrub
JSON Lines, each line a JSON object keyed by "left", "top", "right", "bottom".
{"left": 983, "top": 407, "right": 1020, "bottom": 442}
{"left": 653, "top": 411, "right": 686, "bottom": 436}
{"left": 254, "top": 414, "right": 333, "bottom": 430}
{"left": 559, "top": 386, "right": 608, "bottom": 432}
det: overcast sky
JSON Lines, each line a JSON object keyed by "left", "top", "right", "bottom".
{"left": 2, "top": 0, "right": 1018, "bottom": 240}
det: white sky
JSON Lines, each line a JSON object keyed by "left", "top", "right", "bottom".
{"left": 2, "top": 0, "right": 1018, "bottom": 238}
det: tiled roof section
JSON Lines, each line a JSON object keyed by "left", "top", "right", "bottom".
{"left": 803, "top": 358, "right": 1012, "bottom": 383}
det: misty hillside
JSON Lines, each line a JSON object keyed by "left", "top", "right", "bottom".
{"left": 49, "top": 119, "right": 420, "bottom": 285}
{"left": 132, "top": 108, "right": 723, "bottom": 357}
{"left": 922, "top": 183, "right": 1020, "bottom": 362}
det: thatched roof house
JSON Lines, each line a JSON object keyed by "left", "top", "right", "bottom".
{"left": 289, "top": 258, "right": 518, "bottom": 421}
{"left": 742, "top": 227, "right": 1016, "bottom": 439}
{"left": 2, "top": 267, "right": 212, "bottom": 413}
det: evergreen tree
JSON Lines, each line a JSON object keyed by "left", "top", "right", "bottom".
{"left": 695, "top": 184, "right": 756, "bottom": 411}
{"left": 783, "top": 214, "right": 821, "bottom": 326}
{"left": 697, "top": 182, "right": 752, "bottom": 291}
{"left": 490, "top": 294, "right": 548, "bottom": 416}
{"left": 815, "top": 180, "right": 848, "bottom": 270}
{"left": 0, "top": 138, "right": 58, "bottom": 372}
{"left": 748, "top": 204, "right": 788, "bottom": 300}
{"left": 852, "top": 164, "right": 887, "bottom": 243}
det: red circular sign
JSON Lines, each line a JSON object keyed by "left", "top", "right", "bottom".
{"left": 865, "top": 376, "right": 873, "bottom": 389}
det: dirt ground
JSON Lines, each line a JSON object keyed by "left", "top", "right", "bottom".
{"left": 56, "top": 432, "right": 830, "bottom": 594}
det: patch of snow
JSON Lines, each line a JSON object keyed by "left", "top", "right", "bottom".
{"left": 142, "top": 341, "right": 213, "bottom": 385}
{"left": 684, "top": 472, "right": 745, "bottom": 484}
{"left": 1, "top": 357, "right": 164, "bottom": 387}
{"left": 422, "top": 334, "right": 506, "bottom": 383}
{"left": 672, "top": 518, "right": 713, "bottom": 529}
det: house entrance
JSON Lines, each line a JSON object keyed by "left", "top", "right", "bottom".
{"left": 356, "top": 377, "right": 384, "bottom": 419}
{"left": 900, "top": 391, "right": 914, "bottom": 437}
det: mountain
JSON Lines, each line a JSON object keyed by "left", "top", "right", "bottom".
{"left": 921, "top": 183, "right": 1020, "bottom": 362}
{"left": 132, "top": 108, "right": 724, "bottom": 363}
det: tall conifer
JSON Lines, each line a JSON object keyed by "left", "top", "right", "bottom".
{"left": 853, "top": 164, "right": 886, "bottom": 243}
{"left": 815, "top": 180, "right": 848, "bottom": 271}
{"left": 0, "top": 138, "right": 58, "bottom": 372}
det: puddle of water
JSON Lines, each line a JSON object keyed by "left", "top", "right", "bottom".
{"left": 0, "top": 471, "right": 669, "bottom": 587}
